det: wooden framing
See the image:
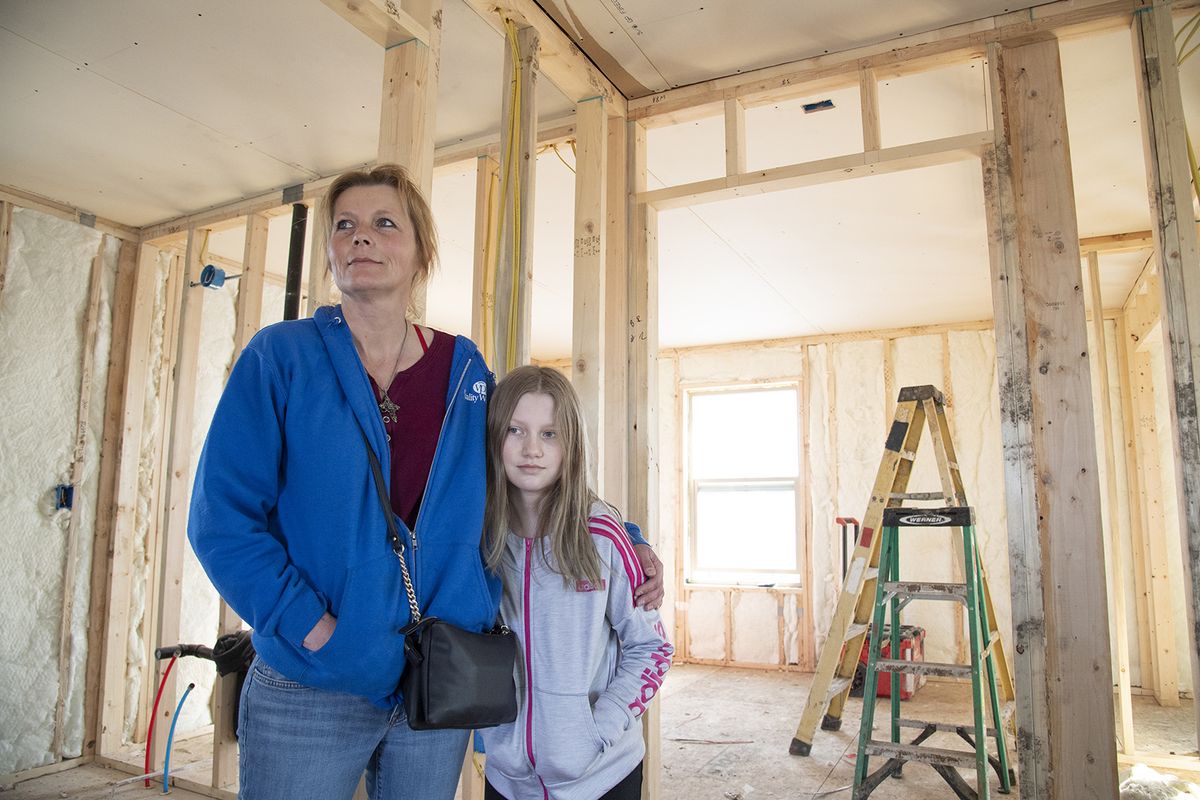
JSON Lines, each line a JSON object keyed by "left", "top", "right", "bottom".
{"left": 572, "top": 96, "right": 607, "bottom": 465}
{"left": 83, "top": 239, "right": 140, "bottom": 759}
{"left": 147, "top": 232, "right": 206, "bottom": 769}
{"left": 723, "top": 99, "right": 746, "bottom": 177}
{"left": 602, "top": 115, "right": 629, "bottom": 502}
{"left": 52, "top": 237, "right": 108, "bottom": 757}
{"left": 320, "top": 0, "right": 432, "bottom": 47}
{"left": 986, "top": 36, "right": 1116, "bottom": 798}
{"left": 98, "top": 242, "right": 161, "bottom": 755}
{"left": 471, "top": 155, "right": 501, "bottom": 365}
{"left": 0, "top": 185, "right": 138, "bottom": 242}
{"left": 492, "top": 24, "right": 538, "bottom": 375}
{"left": 305, "top": 197, "right": 332, "bottom": 316}
{"left": 1117, "top": 306, "right": 1156, "bottom": 700}
{"left": 0, "top": 200, "right": 12, "bottom": 302}
{"left": 1085, "top": 251, "right": 1137, "bottom": 749}
{"left": 859, "top": 65, "right": 881, "bottom": 152}
{"left": 209, "top": 213, "right": 267, "bottom": 788}
{"left": 1133, "top": 0, "right": 1200, "bottom": 733}
{"left": 627, "top": 117, "right": 662, "bottom": 800}
{"left": 641, "top": 130, "right": 991, "bottom": 212}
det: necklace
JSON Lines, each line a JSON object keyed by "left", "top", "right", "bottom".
{"left": 377, "top": 323, "right": 410, "bottom": 437}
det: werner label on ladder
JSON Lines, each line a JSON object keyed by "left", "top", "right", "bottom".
{"left": 789, "top": 385, "right": 1013, "bottom": 763}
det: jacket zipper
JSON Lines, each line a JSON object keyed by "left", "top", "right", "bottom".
{"left": 523, "top": 539, "right": 536, "bottom": 770}
{"left": 406, "top": 351, "right": 473, "bottom": 582}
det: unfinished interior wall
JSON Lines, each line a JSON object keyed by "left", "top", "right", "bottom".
{"left": 0, "top": 208, "right": 118, "bottom": 773}
{"left": 661, "top": 311, "right": 1176, "bottom": 699}
{"left": 122, "top": 248, "right": 172, "bottom": 742}
{"left": 663, "top": 324, "right": 1012, "bottom": 671}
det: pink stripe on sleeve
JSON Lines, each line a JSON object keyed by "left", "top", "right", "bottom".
{"left": 590, "top": 515, "right": 644, "bottom": 605}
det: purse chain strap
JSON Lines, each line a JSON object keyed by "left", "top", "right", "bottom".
{"left": 361, "top": 430, "right": 423, "bottom": 623}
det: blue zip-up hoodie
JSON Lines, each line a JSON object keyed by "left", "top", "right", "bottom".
{"left": 188, "top": 305, "right": 500, "bottom": 706}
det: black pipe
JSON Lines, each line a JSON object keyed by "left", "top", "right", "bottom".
{"left": 283, "top": 203, "right": 308, "bottom": 320}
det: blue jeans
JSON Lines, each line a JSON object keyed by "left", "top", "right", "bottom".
{"left": 238, "top": 658, "right": 469, "bottom": 800}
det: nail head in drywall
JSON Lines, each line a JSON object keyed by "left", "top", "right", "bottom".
{"left": 802, "top": 99, "right": 835, "bottom": 114}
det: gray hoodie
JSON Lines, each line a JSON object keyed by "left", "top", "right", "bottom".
{"left": 481, "top": 503, "right": 674, "bottom": 800}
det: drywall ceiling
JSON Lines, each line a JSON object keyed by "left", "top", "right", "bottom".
{"left": 0, "top": 1, "right": 1189, "bottom": 358}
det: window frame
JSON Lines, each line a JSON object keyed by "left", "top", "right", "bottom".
{"left": 684, "top": 381, "right": 804, "bottom": 587}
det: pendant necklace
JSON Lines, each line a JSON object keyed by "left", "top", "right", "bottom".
{"left": 377, "top": 323, "right": 410, "bottom": 440}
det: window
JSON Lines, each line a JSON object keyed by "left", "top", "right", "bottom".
{"left": 686, "top": 384, "right": 802, "bottom": 585}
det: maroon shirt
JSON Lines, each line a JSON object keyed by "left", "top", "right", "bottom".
{"left": 368, "top": 327, "right": 454, "bottom": 530}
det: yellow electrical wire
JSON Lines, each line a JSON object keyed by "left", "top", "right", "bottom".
{"left": 503, "top": 17, "right": 523, "bottom": 373}
{"left": 1179, "top": 12, "right": 1200, "bottom": 206}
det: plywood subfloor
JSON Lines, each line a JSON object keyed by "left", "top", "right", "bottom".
{"left": 8, "top": 664, "right": 1199, "bottom": 799}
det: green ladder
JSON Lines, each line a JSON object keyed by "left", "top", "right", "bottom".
{"left": 853, "top": 506, "right": 1013, "bottom": 800}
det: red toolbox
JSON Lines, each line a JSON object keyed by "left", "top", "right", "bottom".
{"left": 850, "top": 625, "right": 926, "bottom": 700}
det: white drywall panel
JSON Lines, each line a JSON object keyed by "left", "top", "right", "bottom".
{"left": 730, "top": 591, "right": 779, "bottom": 664}
{"left": 745, "top": 86, "right": 863, "bottom": 172}
{"left": 646, "top": 114, "right": 724, "bottom": 189}
{"left": 946, "top": 329, "right": 1012, "bottom": 672}
{"left": 0, "top": 208, "right": 110, "bottom": 773}
{"left": 687, "top": 590, "right": 726, "bottom": 661}
{"left": 877, "top": 59, "right": 988, "bottom": 149}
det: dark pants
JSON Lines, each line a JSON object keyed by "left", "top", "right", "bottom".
{"left": 485, "top": 762, "right": 643, "bottom": 800}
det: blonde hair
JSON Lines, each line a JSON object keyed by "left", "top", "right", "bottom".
{"left": 484, "top": 366, "right": 602, "bottom": 585}
{"left": 321, "top": 164, "right": 438, "bottom": 292}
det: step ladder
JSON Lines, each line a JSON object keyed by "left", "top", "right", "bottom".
{"left": 854, "top": 506, "right": 1012, "bottom": 799}
{"left": 789, "top": 385, "right": 1013, "bottom": 757}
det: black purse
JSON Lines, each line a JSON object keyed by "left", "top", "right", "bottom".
{"left": 363, "top": 432, "right": 518, "bottom": 730}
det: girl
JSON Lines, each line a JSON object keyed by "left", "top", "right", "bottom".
{"left": 481, "top": 366, "right": 673, "bottom": 800}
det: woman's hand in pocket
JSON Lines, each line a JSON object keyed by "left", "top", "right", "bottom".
{"left": 302, "top": 612, "right": 337, "bottom": 651}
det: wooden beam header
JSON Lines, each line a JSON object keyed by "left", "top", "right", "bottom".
{"left": 321, "top": 0, "right": 431, "bottom": 47}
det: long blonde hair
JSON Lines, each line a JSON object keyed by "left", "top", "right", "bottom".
{"left": 484, "top": 366, "right": 602, "bottom": 585}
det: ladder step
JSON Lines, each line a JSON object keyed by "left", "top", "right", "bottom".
{"left": 882, "top": 581, "right": 968, "bottom": 602}
{"left": 888, "top": 492, "right": 946, "bottom": 501}
{"left": 875, "top": 658, "right": 972, "bottom": 679}
{"left": 844, "top": 622, "right": 869, "bottom": 643}
{"left": 896, "top": 718, "right": 999, "bottom": 738}
{"left": 827, "top": 676, "right": 853, "bottom": 701}
{"left": 864, "top": 740, "right": 980, "bottom": 769}
{"left": 980, "top": 630, "right": 1001, "bottom": 658}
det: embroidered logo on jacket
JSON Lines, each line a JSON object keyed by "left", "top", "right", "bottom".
{"left": 575, "top": 578, "right": 607, "bottom": 592}
{"left": 465, "top": 380, "right": 488, "bottom": 402}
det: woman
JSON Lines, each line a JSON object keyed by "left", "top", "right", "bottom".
{"left": 188, "top": 164, "right": 662, "bottom": 800}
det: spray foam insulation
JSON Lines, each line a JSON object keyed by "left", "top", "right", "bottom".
{"left": 0, "top": 209, "right": 116, "bottom": 773}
